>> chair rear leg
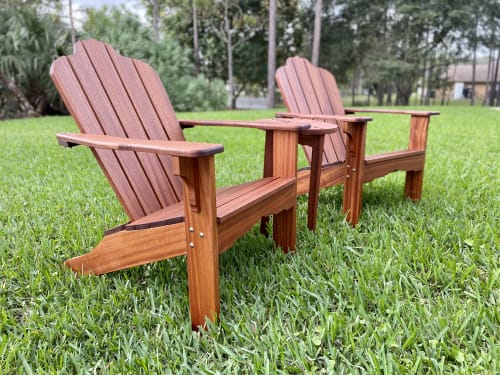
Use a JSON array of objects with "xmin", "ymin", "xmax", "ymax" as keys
[{"xmin": 342, "ymin": 121, "xmax": 367, "ymax": 226}]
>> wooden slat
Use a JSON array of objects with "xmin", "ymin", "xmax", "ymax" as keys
[
  {"xmin": 364, "ymin": 151, "xmax": 425, "ymax": 183},
  {"xmin": 106, "ymin": 42, "xmax": 184, "ymax": 204},
  {"xmin": 51, "ymin": 56, "xmax": 145, "ymax": 219},
  {"xmin": 64, "ymin": 222, "xmax": 186, "ymax": 275},
  {"xmin": 57, "ymin": 133, "xmax": 224, "ymax": 157},
  {"xmin": 79, "ymin": 41, "xmax": 170, "ymax": 215},
  {"xmin": 217, "ymin": 177, "xmax": 294, "ymax": 223},
  {"xmin": 126, "ymin": 177, "xmax": 295, "ymax": 229},
  {"xmin": 318, "ymin": 68, "xmax": 348, "ymax": 162},
  {"xmin": 365, "ymin": 149, "xmax": 425, "ymax": 165},
  {"xmin": 133, "ymin": 59, "xmax": 185, "ymax": 141},
  {"xmin": 276, "ymin": 57, "xmax": 347, "ymax": 166},
  {"xmin": 68, "ymin": 42, "xmax": 159, "ymax": 218},
  {"xmin": 276, "ymin": 59, "xmax": 315, "ymax": 163}
]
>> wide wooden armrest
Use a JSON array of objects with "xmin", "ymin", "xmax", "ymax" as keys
[
  {"xmin": 344, "ymin": 108, "xmax": 440, "ymax": 117},
  {"xmin": 179, "ymin": 118, "xmax": 310, "ymax": 132},
  {"xmin": 276, "ymin": 112, "xmax": 372, "ymax": 124},
  {"xmin": 56, "ymin": 132, "xmax": 224, "ymax": 157}
]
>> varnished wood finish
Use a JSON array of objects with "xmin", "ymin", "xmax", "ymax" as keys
[
  {"xmin": 275, "ymin": 56, "xmax": 439, "ymax": 227},
  {"xmin": 64, "ymin": 223, "xmax": 187, "ymax": 275},
  {"xmin": 57, "ymin": 132, "xmax": 224, "ymax": 157},
  {"xmin": 175, "ymin": 156, "xmax": 219, "ymax": 329},
  {"xmin": 51, "ymin": 40, "xmax": 306, "ymax": 329}
]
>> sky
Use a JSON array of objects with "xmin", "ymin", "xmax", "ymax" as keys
[{"xmin": 69, "ymin": 0, "xmax": 146, "ymax": 25}]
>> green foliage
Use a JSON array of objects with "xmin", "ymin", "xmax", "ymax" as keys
[
  {"xmin": 0, "ymin": 5, "xmax": 70, "ymax": 118},
  {"xmin": 81, "ymin": 6, "xmax": 227, "ymax": 112},
  {"xmin": 0, "ymin": 106, "xmax": 498, "ymax": 372}
]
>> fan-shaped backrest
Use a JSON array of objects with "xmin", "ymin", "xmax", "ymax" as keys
[
  {"xmin": 50, "ymin": 39, "xmax": 184, "ymax": 221},
  {"xmin": 276, "ymin": 56, "xmax": 347, "ymax": 165}
]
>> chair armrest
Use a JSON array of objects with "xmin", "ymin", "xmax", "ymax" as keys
[
  {"xmin": 276, "ymin": 112, "xmax": 372, "ymax": 124},
  {"xmin": 56, "ymin": 132, "xmax": 224, "ymax": 157},
  {"xmin": 344, "ymin": 108, "xmax": 440, "ymax": 117},
  {"xmin": 179, "ymin": 118, "xmax": 310, "ymax": 132}
]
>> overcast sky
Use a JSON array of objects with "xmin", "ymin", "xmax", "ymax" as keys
[{"xmin": 69, "ymin": 0, "xmax": 146, "ymax": 24}]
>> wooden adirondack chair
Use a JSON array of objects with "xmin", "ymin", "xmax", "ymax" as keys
[
  {"xmin": 50, "ymin": 39, "xmax": 310, "ymax": 329},
  {"xmin": 272, "ymin": 56, "xmax": 440, "ymax": 229}
]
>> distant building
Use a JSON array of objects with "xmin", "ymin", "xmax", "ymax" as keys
[{"xmin": 447, "ymin": 63, "xmax": 499, "ymax": 100}]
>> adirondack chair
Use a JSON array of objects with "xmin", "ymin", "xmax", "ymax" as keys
[
  {"xmin": 272, "ymin": 56, "xmax": 440, "ymax": 229},
  {"xmin": 50, "ymin": 39, "xmax": 310, "ymax": 329}
]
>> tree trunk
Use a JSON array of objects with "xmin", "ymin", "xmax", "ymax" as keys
[
  {"xmin": 386, "ymin": 85, "xmax": 392, "ymax": 105},
  {"xmin": 311, "ymin": 0, "xmax": 322, "ymax": 66},
  {"xmin": 0, "ymin": 73, "xmax": 38, "ymax": 117},
  {"xmin": 483, "ymin": 49, "xmax": 493, "ymax": 106},
  {"xmin": 192, "ymin": 0, "xmax": 200, "ymax": 74},
  {"xmin": 146, "ymin": 0, "xmax": 161, "ymax": 41},
  {"xmin": 351, "ymin": 68, "xmax": 357, "ymax": 106},
  {"xmin": 489, "ymin": 49, "xmax": 500, "ymax": 107},
  {"xmin": 223, "ymin": 0, "xmax": 235, "ymax": 109},
  {"xmin": 420, "ymin": 55, "xmax": 427, "ymax": 105},
  {"xmin": 471, "ymin": 47, "xmax": 477, "ymax": 105},
  {"xmin": 266, "ymin": 0, "xmax": 277, "ymax": 108},
  {"xmin": 69, "ymin": 0, "xmax": 76, "ymax": 45},
  {"xmin": 425, "ymin": 62, "xmax": 434, "ymax": 106},
  {"xmin": 376, "ymin": 83, "xmax": 385, "ymax": 106}
]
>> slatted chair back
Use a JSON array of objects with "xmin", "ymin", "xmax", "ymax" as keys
[
  {"xmin": 50, "ymin": 39, "xmax": 184, "ymax": 221},
  {"xmin": 275, "ymin": 56, "xmax": 347, "ymax": 165}
]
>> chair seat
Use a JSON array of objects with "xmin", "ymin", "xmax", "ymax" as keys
[
  {"xmin": 126, "ymin": 177, "xmax": 295, "ymax": 230},
  {"xmin": 365, "ymin": 149, "xmax": 425, "ymax": 165}
]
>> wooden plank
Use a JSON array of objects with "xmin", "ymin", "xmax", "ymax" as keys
[
  {"xmin": 218, "ymin": 183, "xmax": 296, "ymax": 252},
  {"xmin": 342, "ymin": 121, "xmax": 367, "ymax": 226},
  {"xmin": 345, "ymin": 108, "xmax": 440, "ymax": 116},
  {"xmin": 217, "ymin": 178, "xmax": 294, "ymax": 223},
  {"xmin": 127, "ymin": 178, "xmax": 294, "ymax": 229},
  {"xmin": 270, "ymin": 130, "xmax": 298, "ymax": 251},
  {"xmin": 80, "ymin": 40, "xmax": 169, "ymax": 215},
  {"xmin": 51, "ymin": 56, "xmax": 145, "ymax": 220},
  {"xmin": 133, "ymin": 60, "xmax": 185, "ymax": 142},
  {"xmin": 176, "ymin": 156, "xmax": 219, "ymax": 330},
  {"xmin": 57, "ymin": 133, "xmax": 224, "ymax": 157},
  {"xmin": 301, "ymin": 58, "xmax": 338, "ymax": 165},
  {"xmin": 64, "ymin": 222, "xmax": 186, "ymax": 275},
  {"xmin": 365, "ymin": 149, "xmax": 425, "ymax": 164},
  {"xmin": 364, "ymin": 152, "xmax": 425, "ymax": 183},
  {"xmin": 106, "ymin": 42, "xmax": 184, "ymax": 204}
]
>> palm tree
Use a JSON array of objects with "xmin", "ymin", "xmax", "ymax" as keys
[{"xmin": 0, "ymin": 6, "xmax": 69, "ymax": 118}]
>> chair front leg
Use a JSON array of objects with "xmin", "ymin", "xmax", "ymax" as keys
[
  {"xmin": 405, "ymin": 115, "xmax": 431, "ymax": 200},
  {"xmin": 174, "ymin": 155, "xmax": 219, "ymax": 330},
  {"xmin": 271, "ymin": 130, "xmax": 299, "ymax": 252},
  {"xmin": 342, "ymin": 121, "xmax": 367, "ymax": 226}
]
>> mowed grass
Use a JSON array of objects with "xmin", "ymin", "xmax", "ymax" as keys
[{"xmin": 0, "ymin": 106, "xmax": 498, "ymax": 373}]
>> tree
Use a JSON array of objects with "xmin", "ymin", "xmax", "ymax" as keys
[
  {"xmin": 311, "ymin": 0, "xmax": 322, "ymax": 66},
  {"xmin": 0, "ymin": 4, "xmax": 69, "ymax": 118},
  {"xmin": 211, "ymin": 0, "xmax": 262, "ymax": 108},
  {"xmin": 82, "ymin": 6, "xmax": 227, "ymax": 111},
  {"xmin": 142, "ymin": 0, "xmax": 168, "ymax": 40},
  {"xmin": 266, "ymin": 0, "xmax": 277, "ymax": 108}
]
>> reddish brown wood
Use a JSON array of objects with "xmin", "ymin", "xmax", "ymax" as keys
[
  {"xmin": 342, "ymin": 121, "xmax": 367, "ymax": 225},
  {"xmin": 300, "ymin": 134, "xmax": 325, "ymax": 230},
  {"xmin": 51, "ymin": 39, "xmax": 306, "ymax": 329},
  {"xmin": 174, "ymin": 156, "xmax": 219, "ymax": 329},
  {"xmin": 270, "ymin": 130, "xmax": 299, "ymax": 252},
  {"xmin": 275, "ymin": 56, "xmax": 439, "ymax": 227}
]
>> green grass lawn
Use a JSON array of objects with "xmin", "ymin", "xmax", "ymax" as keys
[{"xmin": 0, "ymin": 106, "xmax": 498, "ymax": 373}]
